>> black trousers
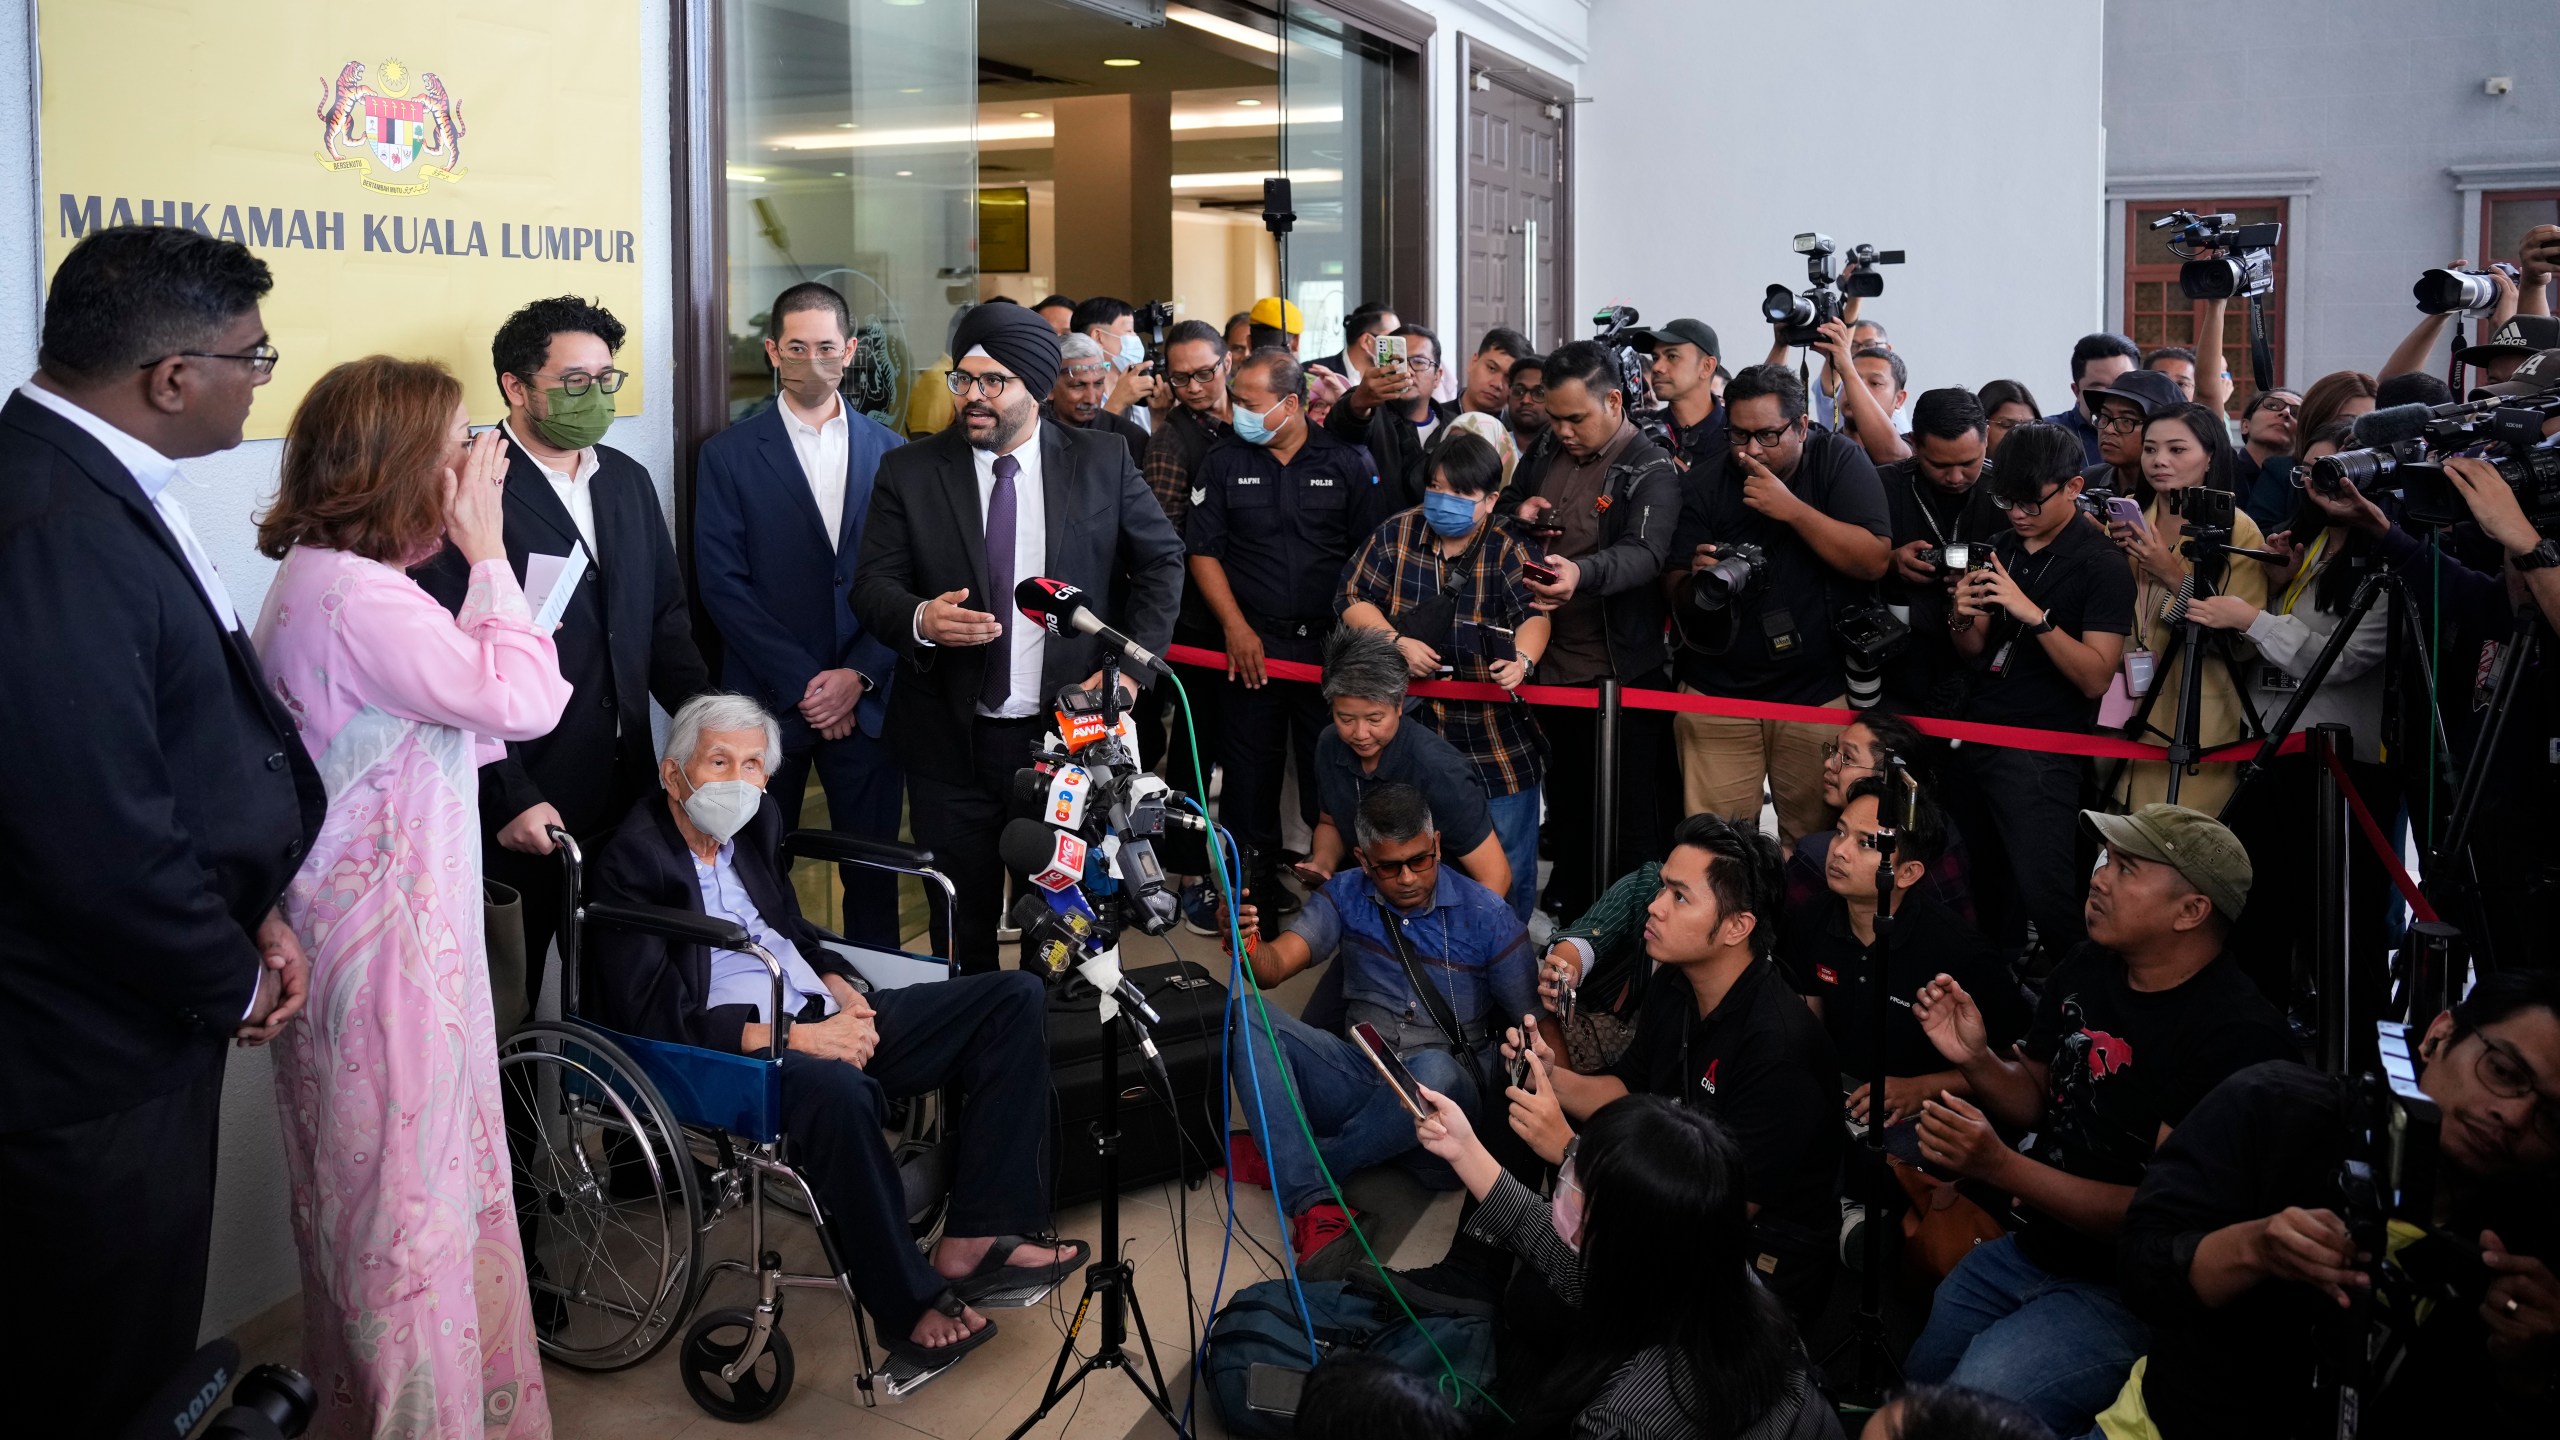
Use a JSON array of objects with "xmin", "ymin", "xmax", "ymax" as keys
[
  {"xmin": 908, "ymin": 715, "xmax": 1048, "ymax": 973},
  {"xmin": 771, "ymin": 728, "xmax": 906, "ymax": 951},
  {"xmin": 0, "ymin": 1056, "xmax": 224, "ymax": 1436},
  {"xmin": 485, "ymin": 739, "xmax": 652, "ymax": 1013},
  {"xmin": 1946, "ymin": 743, "xmax": 2092, "ymax": 963},
  {"xmin": 1218, "ymin": 629, "xmax": 1329, "ymax": 871},
  {"xmin": 1538, "ymin": 685, "xmax": 1677, "ymax": 917},
  {"xmin": 782, "ymin": 971, "xmax": 1052, "ymax": 1335},
  {"xmin": 2221, "ymin": 751, "xmax": 2397, "ymax": 1015}
]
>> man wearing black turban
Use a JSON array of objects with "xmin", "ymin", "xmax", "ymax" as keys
[{"xmin": 853, "ymin": 299, "xmax": 1186, "ymax": 970}]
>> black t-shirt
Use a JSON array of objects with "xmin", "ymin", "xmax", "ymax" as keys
[
  {"xmin": 2124, "ymin": 1060, "xmax": 2559, "ymax": 1440},
  {"xmin": 1958, "ymin": 514, "xmax": 2136, "ymax": 732},
  {"xmin": 1608, "ymin": 958, "xmax": 1843, "ymax": 1255},
  {"xmin": 1784, "ymin": 888, "xmax": 2024, "ymax": 1083},
  {"xmin": 1876, "ymin": 458, "xmax": 2001, "ymax": 608},
  {"xmin": 1312, "ymin": 718, "xmax": 1494, "ymax": 860},
  {"xmin": 1668, "ymin": 429, "xmax": 1891, "ymax": 704},
  {"xmin": 2011, "ymin": 944, "xmax": 2295, "ymax": 1281}
]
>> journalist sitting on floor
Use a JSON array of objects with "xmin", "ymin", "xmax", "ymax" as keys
[
  {"xmin": 587, "ymin": 692, "xmax": 1084, "ymax": 1372},
  {"xmin": 1225, "ymin": 780, "xmax": 1537, "ymax": 1280}
]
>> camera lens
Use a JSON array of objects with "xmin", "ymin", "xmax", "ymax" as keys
[
  {"xmin": 2412, "ymin": 268, "xmax": 2500, "ymax": 317},
  {"xmin": 2178, "ymin": 257, "xmax": 2246, "ymax": 301},
  {"xmin": 1761, "ymin": 284, "xmax": 1815, "ymax": 329},
  {"xmin": 2308, "ymin": 447, "xmax": 2396, "ymax": 498}
]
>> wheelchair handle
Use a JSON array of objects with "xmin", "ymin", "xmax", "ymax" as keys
[
  {"xmin": 550, "ymin": 826, "xmax": 582, "ymax": 1017},
  {"xmin": 783, "ymin": 828, "xmax": 962, "ymax": 976}
]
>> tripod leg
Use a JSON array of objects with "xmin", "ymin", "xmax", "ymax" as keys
[
  {"xmin": 1003, "ymin": 1351, "xmax": 1108, "ymax": 1440},
  {"xmin": 1120, "ymin": 1268, "xmax": 1181, "ymax": 1416}
]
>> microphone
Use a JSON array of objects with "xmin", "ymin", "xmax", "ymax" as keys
[
  {"xmin": 1008, "ymin": 887, "xmax": 1164, "ymax": 1027},
  {"xmin": 1015, "ymin": 577, "xmax": 1174, "ymax": 677},
  {"xmin": 123, "ymin": 1338, "xmax": 243, "ymax": 1440},
  {"xmin": 999, "ymin": 817, "xmax": 1088, "ymax": 893},
  {"xmin": 2349, "ymin": 403, "xmax": 2434, "ymax": 448}
]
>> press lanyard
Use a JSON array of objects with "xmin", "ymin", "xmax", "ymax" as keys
[{"xmin": 2274, "ymin": 530, "xmax": 2331, "ymax": 617}]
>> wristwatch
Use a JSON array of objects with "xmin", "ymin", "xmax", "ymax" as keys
[
  {"xmin": 2514, "ymin": 539, "xmax": 2560, "ymax": 572},
  {"xmin": 2025, "ymin": 610, "xmax": 2058, "ymax": 636}
]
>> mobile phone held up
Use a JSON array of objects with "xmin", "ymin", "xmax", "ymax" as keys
[
  {"xmin": 1522, "ymin": 556, "xmax": 1560, "ymax": 586},
  {"xmin": 2105, "ymin": 496, "xmax": 2146, "ymax": 532},
  {"xmin": 1351, "ymin": 1022, "xmax": 1429, "ymax": 1119},
  {"xmin": 1373, "ymin": 334, "xmax": 1408, "ymax": 373}
]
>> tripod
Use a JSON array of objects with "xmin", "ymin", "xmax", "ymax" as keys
[
  {"xmin": 1817, "ymin": 758, "xmax": 1915, "ymax": 1407},
  {"xmin": 1005, "ymin": 999, "xmax": 1186, "ymax": 1439},
  {"xmin": 2111, "ymin": 521, "xmax": 2282, "ymax": 805}
]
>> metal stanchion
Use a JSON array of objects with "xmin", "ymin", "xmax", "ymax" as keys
[
  {"xmin": 2403, "ymin": 920, "xmax": 2462, "ymax": 1028},
  {"xmin": 1593, "ymin": 679, "xmax": 1623, "ymax": 892},
  {"xmin": 2311, "ymin": 724, "xmax": 2352, "ymax": 1072}
]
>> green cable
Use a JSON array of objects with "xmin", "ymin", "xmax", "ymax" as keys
[{"xmin": 1163, "ymin": 672, "xmax": 1513, "ymax": 1419}]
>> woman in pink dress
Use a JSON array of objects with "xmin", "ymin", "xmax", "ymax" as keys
[{"xmin": 252, "ymin": 355, "xmax": 572, "ymax": 1439}]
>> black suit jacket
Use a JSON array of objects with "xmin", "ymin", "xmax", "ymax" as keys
[
  {"xmin": 850, "ymin": 420, "xmax": 1185, "ymax": 785},
  {"xmin": 0, "ymin": 392, "xmax": 326, "ymax": 1128},
  {"xmin": 587, "ymin": 794, "xmax": 857, "ymax": 1055},
  {"xmin": 414, "ymin": 433, "xmax": 710, "ymax": 835}
]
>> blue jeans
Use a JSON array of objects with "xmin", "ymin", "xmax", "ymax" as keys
[
  {"xmin": 1905, "ymin": 1236, "xmax": 2150, "ymax": 1438},
  {"xmin": 1485, "ymin": 786, "xmax": 1541, "ymax": 922},
  {"xmin": 1228, "ymin": 1004, "xmax": 1476, "ymax": 1217}
]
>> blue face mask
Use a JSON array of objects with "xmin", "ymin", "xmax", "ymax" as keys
[
  {"xmin": 1421, "ymin": 490, "xmax": 1481, "ymax": 537},
  {"xmin": 1117, "ymin": 331, "xmax": 1145, "ymax": 370},
  {"xmin": 1232, "ymin": 396, "xmax": 1292, "ymax": 446}
]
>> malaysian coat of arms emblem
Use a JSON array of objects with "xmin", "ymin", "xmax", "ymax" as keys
[{"xmin": 316, "ymin": 58, "xmax": 467, "ymax": 196}]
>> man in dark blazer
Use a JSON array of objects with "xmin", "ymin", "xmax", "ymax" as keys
[
  {"xmin": 0, "ymin": 227, "xmax": 326, "ymax": 1435},
  {"xmin": 416, "ymin": 294, "xmax": 710, "ymax": 1007},
  {"xmin": 852, "ymin": 301, "xmax": 1185, "ymax": 971},
  {"xmin": 696, "ymin": 283, "xmax": 905, "ymax": 949}
]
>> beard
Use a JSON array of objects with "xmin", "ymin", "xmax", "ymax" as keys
[{"xmin": 967, "ymin": 388, "xmax": 1037, "ymax": 452}]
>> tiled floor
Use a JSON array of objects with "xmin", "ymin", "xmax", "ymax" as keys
[{"xmin": 227, "ymin": 924, "xmax": 1466, "ymax": 1440}]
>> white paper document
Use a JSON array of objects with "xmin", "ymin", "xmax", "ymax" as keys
[{"xmin": 522, "ymin": 543, "xmax": 588, "ymax": 636}]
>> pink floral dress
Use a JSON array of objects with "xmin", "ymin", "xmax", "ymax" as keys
[{"xmin": 254, "ymin": 547, "xmax": 572, "ymax": 1440}]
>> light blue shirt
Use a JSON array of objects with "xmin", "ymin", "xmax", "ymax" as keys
[{"xmin": 690, "ymin": 842, "xmax": 837, "ymax": 1021}]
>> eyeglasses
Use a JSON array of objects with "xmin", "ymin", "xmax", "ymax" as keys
[
  {"xmin": 1166, "ymin": 363, "xmax": 1226, "ymax": 389},
  {"xmin": 2250, "ymin": 397, "xmax": 2299, "ymax": 418},
  {"xmin": 1391, "ymin": 357, "xmax": 1440, "ymax": 374},
  {"xmin": 1730, "ymin": 420, "xmax": 1800, "ymax": 450},
  {"xmin": 526, "ymin": 367, "xmax": 629, "ymax": 396},
  {"xmin": 1820, "ymin": 740, "xmax": 1875, "ymax": 770},
  {"xmin": 1992, "ymin": 486, "xmax": 2065, "ymax": 517},
  {"xmin": 1510, "ymin": 383, "xmax": 1548, "ymax": 401},
  {"xmin": 945, "ymin": 369, "xmax": 1021, "ymax": 398},
  {"xmin": 775, "ymin": 342, "xmax": 847, "ymax": 363},
  {"xmin": 141, "ymin": 342, "xmax": 281, "ymax": 377},
  {"xmin": 2471, "ymin": 1034, "xmax": 2560, "ymax": 1146},
  {"xmin": 2094, "ymin": 413, "xmax": 2146, "ymax": 435},
  {"xmin": 1365, "ymin": 847, "xmax": 1440, "ymax": 878}
]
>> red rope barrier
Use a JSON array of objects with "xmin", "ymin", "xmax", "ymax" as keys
[
  {"xmin": 2318, "ymin": 745, "xmax": 2439, "ymax": 923},
  {"xmin": 1162, "ymin": 643, "xmax": 2305, "ymax": 765}
]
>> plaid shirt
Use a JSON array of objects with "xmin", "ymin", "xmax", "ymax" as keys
[
  {"xmin": 1337, "ymin": 511, "xmax": 1547, "ymax": 795},
  {"xmin": 1141, "ymin": 410, "xmax": 1223, "ymax": 530}
]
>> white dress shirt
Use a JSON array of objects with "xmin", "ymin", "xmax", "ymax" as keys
[
  {"xmin": 19, "ymin": 382, "xmax": 242, "ymax": 632},
  {"xmin": 914, "ymin": 419, "xmax": 1050, "ymax": 719},
  {"xmin": 692, "ymin": 841, "xmax": 839, "ymax": 1023},
  {"xmin": 779, "ymin": 391, "xmax": 850, "ymax": 549},
  {"xmin": 504, "ymin": 418, "xmax": 601, "ymax": 556}
]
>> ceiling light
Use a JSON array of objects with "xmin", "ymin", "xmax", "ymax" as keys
[
  {"xmin": 1168, "ymin": 4, "xmax": 1281, "ymax": 55},
  {"xmin": 1102, "ymin": 58, "xmax": 1141, "ymax": 67},
  {"xmin": 900, "ymin": 87, "xmax": 923, "ymax": 94},
  {"xmin": 836, "ymin": 121, "xmax": 856, "ymax": 129},
  {"xmin": 1170, "ymin": 167, "xmax": 1340, "ymax": 191},
  {"xmin": 1236, "ymin": 98, "xmax": 1262, "ymax": 106},
  {"xmin": 1020, "ymin": 110, "xmax": 1043, "ymax": 118},
  {"xmin": 771, "ymin": 105, "xmax": 1333, "ymax": 154},
  {"xmin": 831, "ymin": 171, "xmax": 847, "ymax": 177},
  {"xmin": 882, "ymin": 0, "xmax": 929, "ymax": 7},
  {"xmin": 895, "ymin": 169, "xmax": 914, "ymax": 177},
  {"xmin": 726, "ymin": 168, "xmax": 767, "ymax": 183}
]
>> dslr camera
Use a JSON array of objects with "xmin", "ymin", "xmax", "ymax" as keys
[
  {"xmin": 1915, "ymin": 539, "xmax": 1994, "ymax": 579},
  {"xmin": 1762, "ymin": 232, "xmax": 1903, "ymax": 348},
  {"xmin": 2412, "ymin": 262, "xmax": 2520, "ymax": 317},
  {"xmin": 2149, "ymin": 209, "xmax": 2282, "ymax": 301},
  {"xmin": 2308, "ymin": 392, "xmax": 2560, "ymax": 530},
  {"xmin": 1689, "ymin": 542, "xmax": 1770, "ymax": 612},
  {"xmin": 1134, "ymin": 299, "xmax": 1177, "ymax": 369},
  {"xmin": 1591, "ymin": 303, "xmax": 1674, "ymax": 448}
]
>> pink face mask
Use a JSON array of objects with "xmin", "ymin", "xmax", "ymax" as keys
[{"xmin": 1551, "ymin": 1158, "xmax": 1585, "ymax": 1252}]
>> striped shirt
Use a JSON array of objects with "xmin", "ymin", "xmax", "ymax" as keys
[{"xmin": 1337, "ymin": 510, "xmax": 1547, "ymax": 795}]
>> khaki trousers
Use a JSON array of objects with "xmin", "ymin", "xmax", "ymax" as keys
[{"xmin": 1672, "ymin": 688, "xmax": 1845, "ymax": 850}]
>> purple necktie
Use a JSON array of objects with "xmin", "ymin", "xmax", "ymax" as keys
[{"xmin": 980, "ymin": 453, "xmax": 1021, "ymax": 712}]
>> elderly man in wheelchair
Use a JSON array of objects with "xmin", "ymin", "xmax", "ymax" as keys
[{"xmin": 584, "ymin": 692, "xmax": 1086, "ymax": 1378}]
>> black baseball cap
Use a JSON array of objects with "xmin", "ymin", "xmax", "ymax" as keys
[
  {"xmin": 2084, "ymin": 368, "xmax": 2188, "ymax": 419},
  {"xmin": 1629, "ymin": 318, "xmax": 1720, "ymax": 357},
  {"xmin": 2477, "ymin": 347, "xmax": 2560, "ymax": 398},
  {"xmin": 2455, "ymin": 314, "xmax": 2560, "ymax": 368}
]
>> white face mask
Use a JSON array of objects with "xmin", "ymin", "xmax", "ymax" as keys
[{"xmin": 678, "ymin": 773, "xmax": 763, "ymax": 843}]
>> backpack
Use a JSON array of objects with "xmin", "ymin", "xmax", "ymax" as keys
[{"xmin": 1203, "ymin": 1277, "xmax": 1497, "ymax": 1437}]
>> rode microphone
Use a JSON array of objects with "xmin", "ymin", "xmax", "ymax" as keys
[
  {"xmin": 2349, "ymin": 402, "xmax": 2436, "ymax": 448},
  {"xmin": 999, "ymin": 817, "xmax": 1088, "ymax": 893},
  {"xmin": 1014, "ymin": 577, "xmax": 1174, "ymax": 677},
  {"xmin": 123, "ymin": 1339, "xmax": 242, "ymax": 1440}
]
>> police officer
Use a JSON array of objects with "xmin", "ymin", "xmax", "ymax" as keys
[{"xmin": 1188, "ymin": 348, "xmax": 1381, "ymax": 914}]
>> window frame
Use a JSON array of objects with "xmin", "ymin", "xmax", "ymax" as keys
[{"xmin": 2122, "ymin": 196, "xmax": 2290, "ymax": 417}]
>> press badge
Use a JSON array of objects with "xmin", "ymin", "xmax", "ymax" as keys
[
  {"xmin": 2258, "ymin": 665, "xmax": 2300, "ymax": 693},
  {"xmin": 2122, "ymin": 648, "xmax": 2157, "ymax": 698}
]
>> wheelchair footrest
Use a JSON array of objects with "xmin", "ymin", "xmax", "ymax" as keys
[
  {"xmin": 878, "ymin": 1354, "xmax": 959, "ymax": 1399},
  {"xmin": 964, "ymin": 1277, "xmax": 1065, "ymax": 1311}
]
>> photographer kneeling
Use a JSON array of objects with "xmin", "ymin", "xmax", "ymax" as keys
[{"xmin": 2108, "ymin": 972, "xmax": 2560, "ymax": 1439}]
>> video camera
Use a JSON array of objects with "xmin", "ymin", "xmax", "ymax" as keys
[
  {"xmin": 1134, "ymin": 299, "xmax": 1176, "ymax": 371},
  {"xmin": 1762, "ymin": 232, "xmax": 1903, "ymax": 348},
  {"xmin": 2413, "ymin": 262, "xmax": 2520, "ymax": 318},
  {"xmin": 2307, "ymin": 392, "xmax": 2560, "ymax": 530},
  {"xmin": 1590, "ymin": 303, "xmax": 1674, "ymax": 449},
  {"xmin": 2150, "ymin": 209, "xmax": 2282, "ymax": 301}
]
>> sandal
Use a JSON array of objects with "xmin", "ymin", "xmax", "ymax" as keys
[
  {"xmin": 886, "ymin": 1289, "xmax": 998, "ymax": 1370},
  {"xmin": 949, "ymin": 1234, "xmax": 1092, "ymax": 1306}
]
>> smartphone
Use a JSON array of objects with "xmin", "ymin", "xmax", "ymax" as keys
[
  {"xmin": 1244, "ymin": 1362, "xmax": 1309, "ymax": 1417},
  {"xmin": 1883, "ymin": 1116, "xmax": 1961, "ymax": 1183},
  {"xmin": 1522, "ymin": 557, "xmax": 1560, "ymax": 586},
  {"xmin": 1351, "ymin": 1022, "xmax": 1428, "ymax": 1118},
  {"xmin": 2105, "ymin": 496, "xmax": 2146, "ymax": 531},
  {"xmin": 1506, "ymin": 1035, "xmax": 1533, "ymax": 1093},
  {"xmin": 1373, "ymin": 334, "xmax": 1408, "ymax": 371},
  {"xmin": 1288, "ymin": 860, "xmax": 1330, "ymax": 889}
]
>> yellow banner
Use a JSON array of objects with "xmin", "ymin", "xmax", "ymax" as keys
[{"xmin": 38, "ymin": 2, "xmax": 646, "ymax": 439}]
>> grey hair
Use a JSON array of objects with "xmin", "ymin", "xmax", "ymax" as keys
[
  {"xmin": 1058, "ymin": 332, "xmax": 1108, "ymax": 367},
  {"xmin": 664, "ymin": 692, "xmax": 782, "ymax": 768},
  {"xmin": 1322, "ymin": 625, "xmax": 1409, "ymax": 707}
]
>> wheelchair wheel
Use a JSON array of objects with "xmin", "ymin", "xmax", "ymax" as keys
[
  {"xmin": 680, "ymin": 1307, "xmax": 795, "ymax": 1422},
  {"xmin": 500, "ymin": 1021, "xmax": 701, "ymax": 1371}
]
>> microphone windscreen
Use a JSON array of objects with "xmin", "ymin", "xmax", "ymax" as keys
[
  {"xmin": 120, "ymin": 1338, "xmax": 243, "ymax": 1440},
  {"xmin": 2350, "ymin": 403, "xmax": 2433, "ymax": 448},
  {"xmin": 1015, "ymin": 576, "xmax": 1083, "ymax": 623},
  {"xmin": 999, "ymin": 817, "xmax": 1087, "ymax": 891}
]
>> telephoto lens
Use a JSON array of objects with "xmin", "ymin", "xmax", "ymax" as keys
[{"xmin": 2411, "ymin": 267, "xmax": 2502, "ymax": 317}]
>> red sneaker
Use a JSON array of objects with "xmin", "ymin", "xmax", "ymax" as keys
[
  {"xmin": 1220, "ymin": 1132, "xmax": 1272, "ymax": 1190},
  {"xmin": 1289, "ymin": 1202, "xmax": 1361, "ymax": 1280}
]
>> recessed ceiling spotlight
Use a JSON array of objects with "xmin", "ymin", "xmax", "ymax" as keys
[
  {"xmin": 895, "ymin": 169, "xmax": 914, "ymax": 177},
  {"xmin": 1020, "ymin": 110, "xmax": 1043, "ymax": 118},
  {"xmin": 1103, "ymin": 58, "xmax": 1141, "ymax": 67},
  {"xmin": 1236, "ymin": 98, "xmax": 1262, "ymax": 106}
]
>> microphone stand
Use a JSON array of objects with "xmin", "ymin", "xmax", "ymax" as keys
[{"xmin": 1819, "ymin": 756, "xmax": 1913, "ymax": 1407}]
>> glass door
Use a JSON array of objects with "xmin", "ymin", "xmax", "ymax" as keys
[{"xmin": 1278, "ymin": 4, "xmax": 1414, "ymax": 351}]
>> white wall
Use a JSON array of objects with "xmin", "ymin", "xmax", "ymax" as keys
[
  {"xmin": 0, "ymin": 0, "xmax": 677, "ymax": 1339},
  {"xmin": 1576, "ymin": 0, "xmax": 2107, "ymax": 408}
]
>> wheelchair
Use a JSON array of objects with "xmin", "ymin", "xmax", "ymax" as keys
[{"xmin": 496, "ymin": 824, "xmax": 981, "ymax": 1421}]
